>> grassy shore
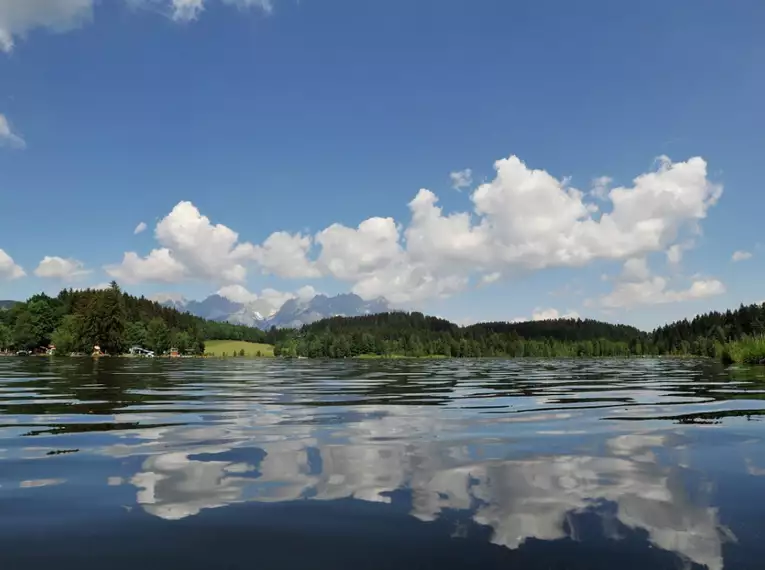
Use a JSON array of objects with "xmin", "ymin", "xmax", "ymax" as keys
[
  {"xmin": 205, "ymin": 340, "xmax": 274, "ymax": 358},
  {"xmin": 722, "ymin": 337, "xmax": 765, "ymax": 365}
]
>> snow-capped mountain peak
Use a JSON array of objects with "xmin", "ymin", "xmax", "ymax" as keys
[{"xmin": 158, "ymin": 292, "xmax": 390, "ymax": 329}]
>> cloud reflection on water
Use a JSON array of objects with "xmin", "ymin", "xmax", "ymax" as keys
[{"xmin": 115, "ymin": 404, "xmax": 731, "ymax": 570}]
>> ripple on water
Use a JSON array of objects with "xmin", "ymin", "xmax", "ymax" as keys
[{"xmin": 2, "ymin": 357, "xmax": 765, "ymax": 570}]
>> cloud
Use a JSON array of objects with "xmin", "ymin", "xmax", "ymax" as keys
[
  {"xmin": 170, "ymin": 0, "xmax": 204, "ymax": 20},
  {"xmin": 295, "ymin": 285, "xmax": 318, "ymax": 302},
  {"xmin": 217, "ymin": 284, "xmax": 318, "ymax": 309},
  {"xmin": 621, "ymin": 258, "xmax": 651, "ymax": 281},
  {"xmin": 34, "ymin": 256, "xmax": 91, "ymax": 281},
  {"xmin": 450, "ymin": 169, "xmax": 473, "ymax": 191},
  {"xmin": 509, "ymin": 308, "xmax": 580, "ymax": 323},
  {"xmin": 0, "ymin": 248, "xmax": 25, "ymax": 280},
  {"xmin": 590, "ymin": 175, "xmax": 612, "ymax": 200},
  {"xmin": 480, "ymin": 272, "xmax": 501, "ymax": 285},
  {"xmin": 314, "ymin": 154, "xmax": 721, "ymax": 303},
  {"xmin": 150, "ymin": 292, "xmax": 187, "ymax": 304},
  {"xmin": 106, "ymin": 249, "xmax": 187, "ymax": 284},
  {"xmin": 217, "ymin": 284, "xmax": 259, "ymax": 304},
  {"xmin": 134, "ymin": 222, "xmax": 148, "ymax": 235},
  {"xmin": 0, "ymin": 0, "xmax": 94, "ymax": 52},
  {"xmin": 316, "ymin": 217, "xmax": 402, "ymax": 282},
  {"xmin": 666, "ymin": 244, "xmax": 683, "ymax": 265},
  {"xmin": 169, "ymin": 0, "xmax": 274, "ymax": 22},
  {"xmin": 249, "ymin": 231, "xmax": 320, "ymax": 279},
  {"xmin": 107, "ymin": 201, "xmax": 254, "ymax": 284},
  {"xmin": 732, "ymin": 250, "xmax": 752, "ymax": 262},
  {"xmin": 74, "ymin": 282, "xmax": 112, "ymax": 291},
  {"xmin": 600, "ymin": 259, "xmax": 725, "ymax": 309},
  {"xmin": 0, "ymin": 113, "xmax": 25, "ymax": 148},
  {"xmin": 0, "ymin": 1, "xmax": 276, "ymax": 51},
  {"xmin": 106, "ymin": 154, "xmax": 723, "ymax": 305},
  {"xmin": 531, "ymin": 308, "xmax": 580, "ymax": 321}
]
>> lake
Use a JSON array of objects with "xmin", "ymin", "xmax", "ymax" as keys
[{"xmin": 2, "ymin": 358, "xmax": 765, "ymax": 569}]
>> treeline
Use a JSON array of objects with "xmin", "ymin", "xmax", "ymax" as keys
[
  {"xmin": 272, "ymin": 303, "xmax": 765, "ymax": 361},
  {"xmin": 273, "ymin": 312, "xmax": 649, "ymax": 358},
  {"xmin": 4, "ymin": 286, "xmax": 765, "ymax": 362},
  {"xmin": 0, "ymin": 283, "xmax": 266, "ymax": 355},
  {"xmin": 652, "ymin": 302, "xmax": 765, "ymax": 360}
]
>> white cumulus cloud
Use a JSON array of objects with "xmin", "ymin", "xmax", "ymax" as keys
[
  {"xmin": 600, "ymin": 259, "xmax": 725, "ymax": 309},
  {"xmin": 34, "ymin": 256, "xmax": 91, "ymax": 281},
  {"xmin": 450, "ymin": 168, "xmax": 473, "ymax": 191},
  {"xmin": 134, "ymin": 222, "xmax": 148, "ymax": 235},
  {"xmin": 249, "ymin": 231, "xmax": 320, "ymax": 279},
  {"xmin": 105, "ymin": 153, "xmax": 723, "ymax": 306},
  {"xmin": 0, "ymin": 113, "xmax": 25, "ymax": 148},
  {"xmin": 510, "ymin": 308, "xmax": 581, "ymax": 323},
  {"xmin": 295, "ymin": 285, "xmax": 318, "ymax": 302},
  {"xmin": 107, "ymin": 201, "xmax": 256, "ymax": 284},
  {"xmin": 0, "ymin": 248, "xmax": 25, "ymax": 280},
  {"xmin": 531, "ymin": 308, "xmax": 580, "ymax": 321},
  {"xmin": 666, "ymin": 244, "xmax": 683, "ymax": 265},
  {"xmin": 217, "ymin": 284, "xmax": 318, "ymax": 309},
  {"xmin": 106, "ymin": 248, "xmax": 187, "ymax": 284},
  {"xmin": 312, "ymin": 154, "xmax": 721, "ymax": 303},
  {"xmin": 217, "ymin": 284, "xmax": 259, "ymax": 304},
  {"xmin": 732, "ymin": 250, "xmax": 752, "ymax": 262},
  {"xmin": 621, "ymin": 258, "xmax": 651, "ymax": 281},
  {"xmin": 0, "ymin": 0, "xmax": 94, "ymax": 52}
]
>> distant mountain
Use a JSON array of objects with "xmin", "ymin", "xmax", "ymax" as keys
[
  {"xmin": 0, "ymin": 300, "xmax": 18, "ymax": 310},
  {"xmin": 225, "ymin": 298, "xmax": 279, "ymax": 328},
  {"xmin": 158, "ymin": 293, "xmax": 391, "ymax": 329},
  {"xmin": 268, "ymin": 293, "xmax": 390, "ymax": 329},
  {"xmin": 184, "ymin": 295, "xmax": 243, "ymax": 322}
]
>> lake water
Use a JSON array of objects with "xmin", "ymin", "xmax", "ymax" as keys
[{"xmin": 2, "ymin": 358, "xmax": 765, "ymax": 569}]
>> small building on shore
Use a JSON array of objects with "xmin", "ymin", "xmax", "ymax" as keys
[{"xmin": 128, "ymin": 346, "xmax": 155, "ymax": 357}]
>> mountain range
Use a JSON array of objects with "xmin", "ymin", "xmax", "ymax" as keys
[{"xmin": 156, "ymin": 293, "xmax": 391, "ymax": 329}]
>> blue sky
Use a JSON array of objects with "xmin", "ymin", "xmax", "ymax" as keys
[{"xmin": 0, "ymin": 0, "xmax": 763, "ymax": 330}]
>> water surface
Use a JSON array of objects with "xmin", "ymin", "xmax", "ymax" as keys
[{"xmin": 2, "ymin": 357, "xmax": 765, "ymax": 569}]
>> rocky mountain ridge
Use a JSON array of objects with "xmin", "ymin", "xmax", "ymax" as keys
[{"xmin": 157, "ymin": 293, "xmax": 391, "ymax": 329}]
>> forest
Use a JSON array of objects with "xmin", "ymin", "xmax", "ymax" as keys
[
  {"xmin": 2, "ymin": 284, "xmax": 765, "ymax": 363},
  {"xmin": 0, "ymin": 283, "xmax": 267, "ymax": 355},
  {"xmin": 271, "ymin": 303, "xmax": 765, "ymax": 362}
]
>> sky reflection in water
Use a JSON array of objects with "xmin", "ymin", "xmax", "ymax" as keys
[{"xmin": 2, "ymin": 358, "xmax": 765, "ymax": 569}]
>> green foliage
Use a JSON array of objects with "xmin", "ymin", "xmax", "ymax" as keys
[
  {"xmin": 273, "ymin": 312, "xmax": 642, "ymax": 359},
  {"xmin": 0, "ymin": 323, "xmax": 12, "ymax": 351},
  {"xmin": 125, "ymin": 321, "xmax": 147, "ymax": 348},
  {"xmin": 173, "ymin": 331, "xmax": 191, "ymax": 354},
  {"xmin": 652, "ymin": 302, "xmax": 765, "ymax": 363},
  {"xmin": 12, "ymin": 309, "xmax": 40, "ymax": 351},
  {"xmin": 1, "ymin": 285, "xmax": 262, "ymax": 356},
  {"xmin": 79, "ymin": 282, "xmax": 127, "ymax": 354},
  {"xmin": 51, "ymin": 315, "xmax": 84, "ymax": 354},
  {"xmin": 5, "ymin": 288, "xmax": 765, "ymax": 363},
  {"xmin": 146, "ymin": 318, "xmax": 171, "ymax": 355},
  {"xmin": 720, "ymin": 337, "xmax": 765, "ymax": 365}
]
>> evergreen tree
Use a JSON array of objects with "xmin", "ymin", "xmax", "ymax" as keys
[
  {"xmin": 0, "ymin": 323, "xmax": 11, "ymax": 351},
  {"xmin": 146, "ymin": 318, "xmax": 171, "ymax": 355},
  {"xmin": 125, "ymin": 321, "xmax": 148, "ymax": 348},
  {"xmin": 51, "ymin": 315, "xmax": 84, "ymax": 354}
]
